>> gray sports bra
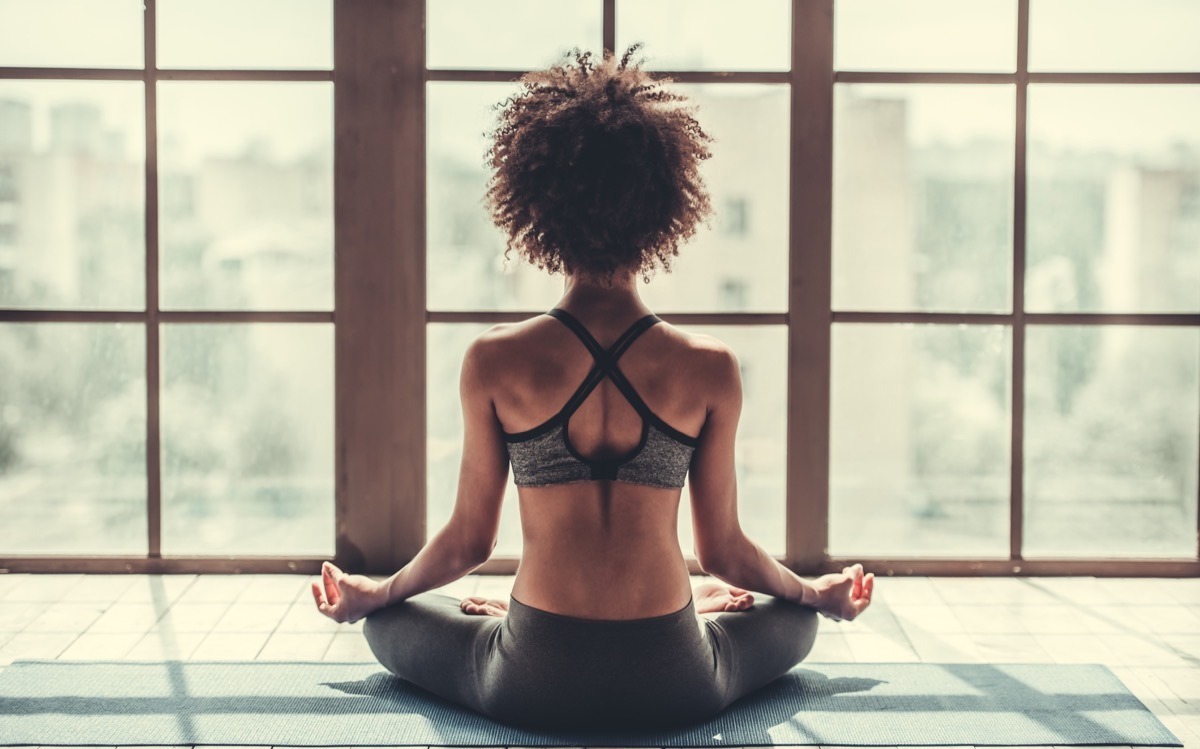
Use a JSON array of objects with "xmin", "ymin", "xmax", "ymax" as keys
[{"xmin": 501, "ymin": 308, "xmax": 699, "ymax": 489}]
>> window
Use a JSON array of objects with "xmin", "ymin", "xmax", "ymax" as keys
[
  {"xmin": 1, "ymin": 1, "xmax": 1196, "ymax": 575},
  {"xmin": 0, "ymin": 0, "xmax": 334, "ymax": 568}
]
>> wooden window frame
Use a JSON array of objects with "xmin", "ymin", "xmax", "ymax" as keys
[{"xmin": 1, "ymin": 0, "xmax": 1197, "ymax": 576}]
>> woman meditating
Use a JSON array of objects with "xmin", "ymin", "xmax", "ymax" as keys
[{"xmin": 312, "ymin": 45, "xmax": 874, "ymax": 731}]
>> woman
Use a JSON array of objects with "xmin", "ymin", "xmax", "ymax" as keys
[{"xmin": 312, "ymin": 45, "xmax": 874, "ymax": 731}]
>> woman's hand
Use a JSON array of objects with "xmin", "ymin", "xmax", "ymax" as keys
[
  {"xmin": 808, "ymin": 564, "xmax": 874, "ymax": 622},
  {"xmin": 311, "ymin": 561, "xmax": 387, "ymax": 624}
]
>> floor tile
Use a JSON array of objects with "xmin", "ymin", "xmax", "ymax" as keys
[
  {"xmin": 968, "ymin": 634, "xmax": 1054, "ymax": 664},
  {"xmin": 256, "ymin": 632, "xmax": 337, "ymax": 661},
  {"xmin": 152, "ymin": 602, "xmax": 232, "ymax": 633},
  {"xmin": 65, "ymin": 574, "xmax": 140, "ymax": 602},
  {"xmin": 1, "ymin": 574, "xmax": 85, "ymax": 602},
  {"xmin": 275, "ymin": 601, "xmax": 343, "ymax": 633},
  {"xmin": 211, "ymin": 602, "xmax": 292, "ymax": 633},
  {"xmin": 235, "ymin": 574, "xmax": 311, "ymax": 604},
  {"xmin": 1032, "ymin": 633, "xmax": 1115, "ymax": 664},
  {"xmin": 324, "ymin": 631, "xmax": 378, "ymax": 662},
  {"xmin": 123, "ymin": 631, "xmax": 208, "ymax": 661},
  {"xmin": 870, "ymin": 576, "xmax": 942, "ymax": 605},
  {"xmin": 1094, "ymin": 634, "xmax": 1192, "ymax": 667},
  {"xmin": 890, "ymin": 604, "xmax": 967, "ymax": 634},
  {"xmin": 906, "ymin": 631, "xmax": 983, "ymax": 663},
  {"xmin": 189, "ymin": 632, "xmax": 270, "ymax": 661},
  {"xmin": 952, "ymin": 605, "xmax": 1031, "ymax": 635},
  {"xmin": 86, "ymin": 603, "xmax": 166, "ymax": 634},
  {"xmin": 116, "ymin": 574, "xmax": 197, "ymax": 607},
  {"xmin": 22, "ymin": 601, "xmax": 108, "ymax": 633},
  {"xmin": 843, "ymin": 632, "xmax": 920, "ymax": 662},
  {"xmin": 58, "ymin": 632, "xmax": 142, "ymax": 660},
  {"xmin": 1022, "ymin": 577, "xmax": 1119, "ymax": 606},
  {"xmin": 175, "ymin": 574, "xmax": 253, "ymax": 604},
  {"xmin": 806, "ymin": 632, "xmax": 854, "ymax": 662},
  {"xmin": 0, "ymin": 631, "xmax": 78, "ymax": 664},
  {"xmin": 1010, "ymin": 605, "xmax": 1095, "ymax": 634},
  {"xmin": 0, "ymin": 600, "xmax": 48, "ymax": 632},
  {"xmin": 927, "ymin": 577, "xmax": 996, "ymax": 605}
]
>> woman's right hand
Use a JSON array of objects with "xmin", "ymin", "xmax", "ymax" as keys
[{"xmin": 808, "ymin": 564, "xmax": 874, "ymax": 621}]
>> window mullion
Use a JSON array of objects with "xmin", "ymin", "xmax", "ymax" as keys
[{"xmin": 787, "ymin": 0, "xmax": 834, "ymax": 573}]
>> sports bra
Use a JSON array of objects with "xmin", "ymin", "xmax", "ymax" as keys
[{"xmin": 501, "ymin": 308, "xmax": 700, "ymax": 489}]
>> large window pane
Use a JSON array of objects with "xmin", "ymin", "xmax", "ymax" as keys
[
  {"xmin": 830, "ymin": 324, "xmax": 1011, "ymax": 557},
  {"xmin": 616, "ymin": 0, "xmax": 790, "ymax": 72},
  {"xmin": 1030, "ymin": 0, "xmax": 1200, "ymax": 72},
  {"xmin": 158, "ymin": 82, "xmax": 333, "ymax": 311},
  {"xmin": 0, "ymin": 323, "xmax": 146, "ymax": 554},
  {"xmin": 427, "ymin": 82, "xmax": 789, "ymax": 313},
  {"xmin": 427, "ymin": 323, "xmax": 786, "ymax": 557},
  {"xmin": 161, "ymin": 324, "xmax": 333, "ymax": 555},
  {"xmin": 157, "ymin": 0, "xmax": 332, "ymax": 70},
  {"xmin": 427, "ymin": 0, "xmax": 599, "ymax": 71},
  {"xmin": 0, "ymin": 81, "xmax": 144, "ymax": 310},
  {"xmin": 679, "ymin": 325, "xmax": 786, "ymax": 556},
  {"xmin": 833, "ymin": 85, "xmax": 1015, "ymax": 313},
  {"xmin": 426, "ymin": 83, "xmax": 562, "ymax": 313},
  {"xmin": 835, "ymin": 0, "xmax": 1016, "ymax": 73},
  {"xmin": 0, "ymin": 0, "xmax": 142, "ymax": 69},
  {"xmin": 1024, "ymin": 326, "xmax": 1199, "ymax": 558},
  {"xmin": 641, "ymin": 85, "xmax": 789, "ymax": 313},
  {"xmin": 1027, "ymin": 86, "xmax": 1200, "ymax": 313}
]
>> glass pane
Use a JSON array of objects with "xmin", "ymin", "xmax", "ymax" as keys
[
  {"xmin": 830, "ymin": 324, "xmax": 1011, "ymax": 557},
  {"xmin": 161, "ymin": 324, "xmax": 334, "ymax": 555},
  {"xmin": 0, "ymin": 81, "xmax": 145, "ymax": 310},
  {"xmin": 616, "ymin": 0, "xmax": 790, "ymax": 72},
  {"xmin": 833, "ymin": 85, "xmax": 1015, "ymax": 313},
  {"xmin": 157, "ymin": 0, "xmax": 332, "ymax": 70},
  {"xmin": 427, "ymin": 323, "xmax": 522, "ymax": 556},
  {"xmin": 679, "ymin": 325, "xmax": 787, "ymax": 556},
  {"xmin": 427, "ymin": 0, "xmax": 600, "ymax": 70},
  {"xmin": 427, "ymin": 82, "xmax": 562, "ymax": 313},
  {"xmin": 1025, "ymin": 326, "xmax": 1199, "ymax": 558},
  {"xmin": 1030, "ymin": 0, "xmax": 1200, "ymax": 72},
  {"xmin": 427, "ymin": 323, "xmax": 786, "ymax": 557},
  {"xmin": 0, "ymin": 0, "xmax": 142, "ymax": 68},
  {"xmin": 158, "ymin": 82, "xmax": 333, "ymax": 311},
  {"xmin": 641, "ymin": 85, "xmax": 789, "ymax": 313},
  {"xmin": 836, "ymin": 0, "xmax": 1016, "ymax": 73},
  {"xmin": 0, "ymin": 323, "xmax": 146, "ymax": 554},
  {"xmin": 427, "ymin": 82, "xmax": 788, "ymax": 313},
  {"xmin": 1027, "ymin": 86, "xmax": 1200, "ymax": 313}
]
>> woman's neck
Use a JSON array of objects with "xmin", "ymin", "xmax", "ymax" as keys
[{"xmin": 558, "ymin": 272, "xmax": 651, "ymax": 319}]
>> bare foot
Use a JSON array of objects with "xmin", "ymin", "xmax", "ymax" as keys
[
  {"xmin": 460, "ymin": 596, "xmax": 509, "ymax": 617},
  {"xmin": 694, "ymin": 581, "xmax": 754, "ymax": 614}
]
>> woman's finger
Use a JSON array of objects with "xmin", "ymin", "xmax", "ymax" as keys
[
  {"xmin": 311, "ymin": 580, "xmax": 325, "ymax": 607},
  {"xmin": 322, "ymin": 564, "xmax": 341, "ymax": 605}
]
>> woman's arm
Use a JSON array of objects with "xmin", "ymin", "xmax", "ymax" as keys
[
  {"xmin": 687, "ymin": 341, "xmax": 873, "ymax": 621},
  {"xmin": 313, "ymin": 332, "xmax": 511, "ymax": 623}
]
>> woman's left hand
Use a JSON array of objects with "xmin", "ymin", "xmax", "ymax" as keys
[{"xmin": 311, "ymin": 561, "xmax": 387, "ymax": 624}]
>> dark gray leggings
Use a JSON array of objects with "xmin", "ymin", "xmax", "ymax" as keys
[{"xmin": 362, "ymin": 591, "xmax": 819, "ymax": 731}]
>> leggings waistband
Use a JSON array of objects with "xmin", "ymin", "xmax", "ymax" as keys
[{"xmin": 505, "ymin": 594, "xmax": 698, "ymax": 638}]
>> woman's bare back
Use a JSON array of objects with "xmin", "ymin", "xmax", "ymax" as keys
[{"xmin": 482, "ymin": 310, "xmax": 719, "ymax": 619}]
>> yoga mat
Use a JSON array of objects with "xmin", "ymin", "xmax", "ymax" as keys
[{"xmin": 0, "ymin": 660, "xmax": 1181, "ymax": 747}]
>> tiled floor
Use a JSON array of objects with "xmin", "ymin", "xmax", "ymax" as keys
[{"xmin": 1, "ymin": 573, "xmax": 1198, "ymax": 748}]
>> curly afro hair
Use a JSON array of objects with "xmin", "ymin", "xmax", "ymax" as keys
[{"xmin": 484, "ymin": 44, "xmax": 713, "ymax": 286}]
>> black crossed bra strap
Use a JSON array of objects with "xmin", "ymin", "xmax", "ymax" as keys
[{"xmin": 547, "ymin": 308, "xmax": 661, "ymax": 420}]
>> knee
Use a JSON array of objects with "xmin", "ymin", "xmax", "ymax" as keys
[{"xmin": 757, "ymin": 596, "xmax": 820, "ymax": 661}]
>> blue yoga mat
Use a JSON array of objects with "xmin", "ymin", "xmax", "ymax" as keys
[{"xmin": 0, "ymin": 659, "xmax": 1181, "ymax": 746}]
